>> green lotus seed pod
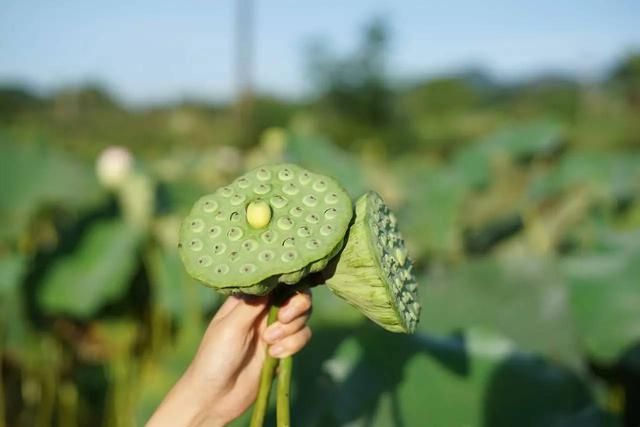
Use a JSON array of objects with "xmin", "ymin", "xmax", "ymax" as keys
[
  {"xmin": 179, "ymin": 164, "xmax": 352, "ymax": 295},
  {"xmin": 326, "ymin": 191, "xmax": 421, "ymax": 333}
]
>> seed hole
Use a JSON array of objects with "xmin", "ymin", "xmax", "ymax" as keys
[
  {"xmin": 320, "ymin": 224, "xmax": 333, "ymax": 236},
  {"xmin": 277, "ymin": 217, "xmax": 294, "ymax": 230},
  {"xmin": 283, "ymin": 182, "xmax": 299, "ymax": 195},
  {"xmin": 254, "ymin": 183, "xmax": 271, "ymax": 194},
  {"xmin": 278, "ymin": 168, "xmax": 293, "ymax": 181},
  {"xmin": 302, "ymin": 195, "xmax": 318, "ymax": 207},
  {"xmin": 324, "ymin": 193, "xmax": 338, "ymax": 204},
  {"xmin": 281, "ymin": 250, "xmax": 298, "ymax": 262},
  {"xmin": 297, "ymin": 226, "xmax": 311, "ymax": 238},
  {"xmin": 190, "ymin": 239, "xmax": 203, "ymax": 251},
  {"xmin": 324, "ymin": 208, "xmax": 338, "ymax": 220},
  {"xmin": 259, "ymin": 250, "xmax": 274, "ymax": 262},
  {"xmin": 202, "ymin": 199, "xmax": 218, "ymax": 213},
  {"xmin": 299, "ymin": 171, "xmax": 312, "ymax": 185},
  {"xmin": 312, "ymin": 180, "xmax": 327, "ymax": 192},
  {"xmin": 242, "ymin": 239, "xmax": 258, "ymax": 252},
  {"xmin": 256, "ymin": 168, "xmax": 271, "ymax": 181},
  {"xmin": 290, "ymin": 206, "xmax": 304, "ymax": 217},
  {"xmin": 208, "ymin": 226, "xmax": 221, "ymax": 238}
]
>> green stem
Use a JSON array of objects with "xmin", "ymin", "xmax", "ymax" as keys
[
  {"xmin": 276, "ymin": 355, "xmax": 292, "ymax": 427},
  {"xmin": 249, "ymin": 304, "xmax": 280, "ymax": 427}
]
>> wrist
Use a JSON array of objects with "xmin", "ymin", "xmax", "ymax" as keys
[{"xmin": 147, "ymin": 369, "xmax": 227, "ymax": 427}]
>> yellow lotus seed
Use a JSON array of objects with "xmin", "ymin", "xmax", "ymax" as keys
[{"xmin": 246, "ymin": 200, "xmax": 271, "ymax": 229}]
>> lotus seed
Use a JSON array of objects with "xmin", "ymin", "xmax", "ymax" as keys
[
  {"xmin": 236, "ymin": 177, "xmax": 250, "ymax": 188},
  {"xmin": 320, "ymin": 224, "xmax": 333, "ymax": 236},
  {"xmin": 198, "ymin": 256, "xmax": 212, "ymax": 266},
  {"xmin": 230, "ymin": 194, "xmax": 245, "ymax": 206},
  {"xmin": 254, "ymin": 183, "xmax": 271, "ymax": 195},
  {"xmin": 278, "ymin": 168, "xmax": 293, "ymax": 181},
  {"xmin": 324, "ymin": 208, "xmax": 337, "ymax": 219},
  {"xmin": 290, "ymin": 206, "xmax": 304, "ymax": 217},
  {"xmin": 240, "ymin": 264, "xmax": 257, "ymax": 274},
  {"xmin": 221, "ymin": 187, "xmax": 233, "ymax": 197},
  {"xmin": 208, "ymin": 226, "xmax": 221, "ymax": 238},
  {"xmin": 246, "ymin": 200, "xmax": 272, "ymax": 229},
  {"xmin": 256, "ymin": 168, "xmax": 271, "ymax": 181},
  {"xmin": 190, "ymin": 239, "xmax": 203, "ymax": 251},
  {"xmin": 190, "ymin": 219, "xmax": 204, "ymax": 232},
  {"xmin": 259, "ymin": 250, "xmax": 274, "ymax": 262},
  {"xmin": 213, "ymin": 243, "xmax": 226, "ymax": 255},
  {"xmin": 283, "ymin": 237, "xmax": 296, "ymax": 248},
  {"xmin": 297, "ymin": 226, "xmax": 311, "ymax": 238},
  {"xmin": 299, "ymin": 171, "xmax": 312, "ymax": 185},
  {"xmin": 261, "ymin": 230, "xmax": 277, "ymax": 243},
  {"xmin": 215, "ymin": 210, "xmax": 225, "ymax": 221},
  {"xmin": 229, "ymin": 251, "xmax": 240, "ymax": 262},
  {"xmin": 312, "ymin": 180, "xmax": 327, "ymax": 192},
  {"xmin": 277, "ymin": 217, "xmax": 294, "ymax": 230},
  {"xmin": 306, "ymin": 214, "xmax": 319, "ymax": 224},
  {"xmin": 227, "ymin": 227, "xmax": 243, "ymax": 241},
  {"xmin": 306, "ymin": 239, "xmax": 320, "ymax": 249},
  {"xmin": 215, "ymin": 264, "xmax": 229, "ymax": 274},
  {"xmin": 202, "ymin": 199, "xmax": 218, "ymax": 213},
  {"xmin": 270, "ymin": 195, "xmax": 288, "ymax": 209},
  {"xmin": 282, "ymin": 250, "xmax": 298, "ymax": 262},
  {"xmin": 283, "ymin": 182, "xmax": 299, "ymax": 195},
  {"xmin": 242, "ymin": 239, "xmax": 258, "ymax": 252},
  {"xmin": 302, "ymin": 195, "xmax": 318, "ymax": 207},
  {"xmin": 324, "ymin": 193, "xmax": 338, "ymax": 204}
]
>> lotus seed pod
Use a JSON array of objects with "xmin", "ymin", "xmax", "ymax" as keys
[
  {"xmin": 179, "ymin": 164, "xmax": 352, "ymax": 295},
  {"xmin": 326, "ymin": 191, "xmax": 421, "ymax": 333}
]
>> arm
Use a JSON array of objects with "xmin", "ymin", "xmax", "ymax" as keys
[{"xmin": 147, "ymin": 292, "xmax": 312, "ymax": 427}]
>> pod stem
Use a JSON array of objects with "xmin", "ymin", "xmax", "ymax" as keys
[
  {"xmin": 276, "ymin": 355, "xmax": 292, "ymax": 427},
  {"xmin": 249, "ymin": 303, "xmax": 280, "ymax": 427}
]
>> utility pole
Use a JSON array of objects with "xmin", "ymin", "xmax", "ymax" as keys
[{"xmin": 234, "ymin": 0, "xmax": 255, "ymax": 147}]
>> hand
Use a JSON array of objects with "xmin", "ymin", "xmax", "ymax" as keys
[{"xmin": 147, "ymin": 291, "xmax": 312, "ymax": 427}]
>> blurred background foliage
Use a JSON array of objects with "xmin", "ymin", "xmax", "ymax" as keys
[{"xmin": 1, "ymin": 16, "xmax": 640, "ymax": 427}]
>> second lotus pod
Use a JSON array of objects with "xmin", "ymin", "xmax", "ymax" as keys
[
  {"xmin": 178, "ymin": 164, "xmax": 353, "ymax": 295},
  {"xmin": 326, "ymin": 191, "xmax": 421, "ymax": 333}
]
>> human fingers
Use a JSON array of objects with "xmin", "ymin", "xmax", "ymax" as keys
[
  {"xmin": 268, "ymin": 326, "xmax": 312, "ymax": 358},
  {"xmin": 277, "ymin": 290, "xmax": 312, "ymax": 324},
  {"xmin": 262, "ymin": 313, "xmax": 309, "ymax": 345},
  {"xmin": 223, "ymin": 296, "xmax": 269, "ymax": 331},
  {"xmin": 211, "ymin": 295, "xmax": 242, "ymax": 322}
]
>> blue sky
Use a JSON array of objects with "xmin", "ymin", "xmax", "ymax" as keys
[{"xmin": 1, "ymin": 0, "xmax": 639, "ymax": 105}]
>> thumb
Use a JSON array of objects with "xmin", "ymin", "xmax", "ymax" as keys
[{"xmin": 222, "ymin": 296, "xmax": 269, "ymax": 332}]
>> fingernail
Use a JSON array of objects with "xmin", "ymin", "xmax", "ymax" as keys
[
  {"xmin": 270, "ymin": 345, "xmax": 285, "ymax": 358},
  {"xmin": 264, "ymin": 326, "xmax": 283, "ymax": 342}
]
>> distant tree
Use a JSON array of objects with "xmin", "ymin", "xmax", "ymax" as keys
[
  {"xmin": 307, "ymin": 17, "xmax": 394, "ymax": 133},
  {"xmin": 0, "ymin": 86, "xmax": 44, "ymax": 121},
  {"xmin": 609, "ymin": 53, "xmax": 640, "ymax": 107},
  {"xmin": 403, "ymin": 77, "xmax": 479, "ymax": 117}
]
